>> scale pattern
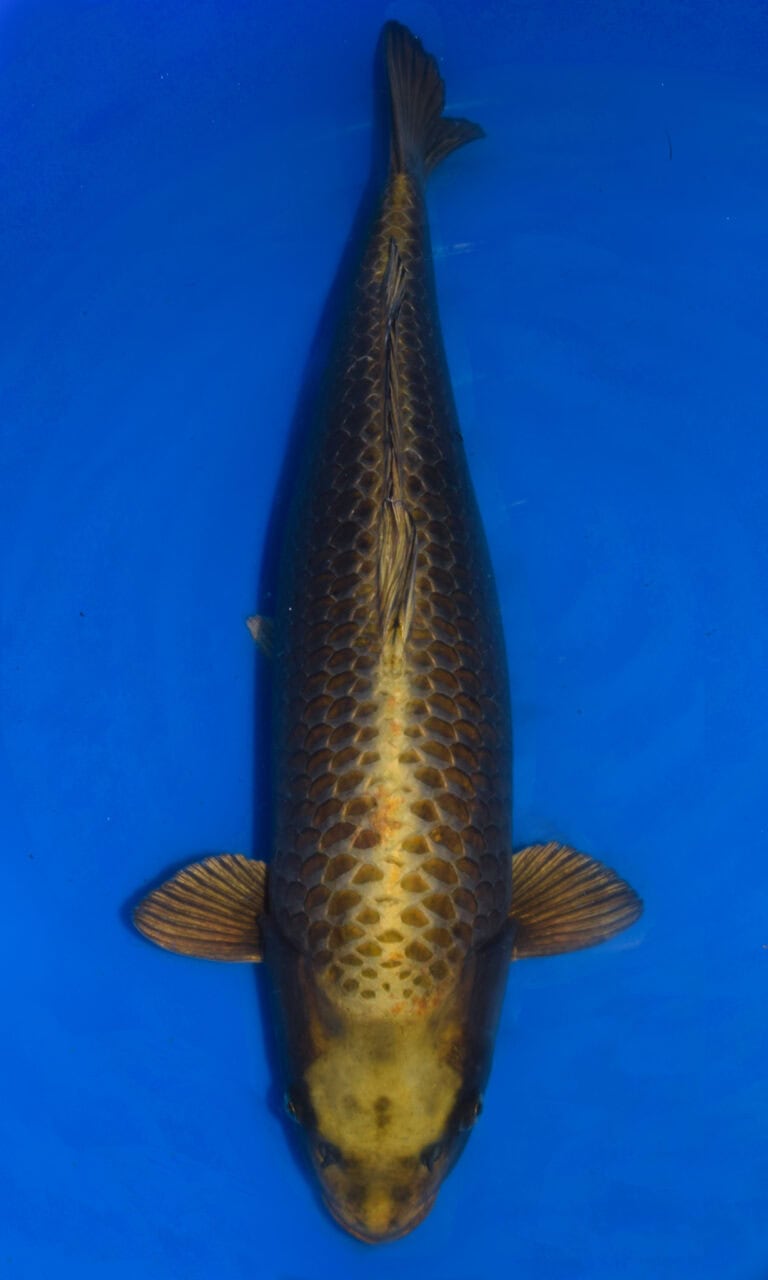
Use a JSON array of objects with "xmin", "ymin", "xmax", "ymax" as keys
[{"xmin": 271, "ymin": 172, "xmax": 511, "ymax": 1013}]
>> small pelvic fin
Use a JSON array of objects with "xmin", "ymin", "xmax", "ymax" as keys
[
  {"xmin": 509, "ymin": 842, "xmax": 642, "ymax": 960},
  {"xmin": 133, "ymin": 854, "xmax": 267, "ymax": 962},
  {"xmin": 384, "ymin": 21, "xmax": 484, "ymax": 176},
  {"xmin": 246, "ymin": 614, "xmax": 274, "ymax": 658}
]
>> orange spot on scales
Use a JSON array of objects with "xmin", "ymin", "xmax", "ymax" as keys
[{"xmin": 370, "ymin": 788, "xmax": 405, "ymax": 839}]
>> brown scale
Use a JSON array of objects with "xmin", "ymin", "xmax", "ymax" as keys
[{"xmin": 271, "ymin": 162, "xmax": 511, "ymax": 1012}]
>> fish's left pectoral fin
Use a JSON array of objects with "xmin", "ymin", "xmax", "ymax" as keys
[
  {"xmin": 509, "ymin": 842, "xmax": 642, "ymax": 960},
  {"xmin": 133, "ymin": 854, "xmax": 267, "ymax": 962}
]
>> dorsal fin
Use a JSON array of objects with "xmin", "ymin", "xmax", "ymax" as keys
[
  {"xmin": 378, "ymin": 496, "xmax": 418, "ymax": 646},
  {"xmin": 377, "ymin": 239, "xmax": 417, "ymax": 649},
  {"xmin": 383, "ymin": 234, "xmax": 407, "ymax": 320}
]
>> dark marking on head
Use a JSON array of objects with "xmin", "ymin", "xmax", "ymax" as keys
[{"xmin": 374, "ymin": 1095, "xmax": 392, "ymax": 1129}]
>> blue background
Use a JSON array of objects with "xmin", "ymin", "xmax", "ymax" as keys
[{"xmin": 2, "ymin": 1, "xmax": 766, "ymax": 1277}]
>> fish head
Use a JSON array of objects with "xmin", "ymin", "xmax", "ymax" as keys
[
  {"xmin": 285, "ymin": 1017, "xmax": 483, "ymax": 1242},
  {"xmin": 277, "ymin": 925, "xmax": 512, "ymax": 1243}
]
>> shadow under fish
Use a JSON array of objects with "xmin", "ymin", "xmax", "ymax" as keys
[{"xmin": 133, "ymin": 20, "xmax": 642, "ymax": 1245}]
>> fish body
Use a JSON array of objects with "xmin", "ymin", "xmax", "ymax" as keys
[
  {"xmin": 263, "ymin": 23, "xmax": 513, "ymax": 1240},
  {"xmin": 134, "ymin": 22, "xmax": 642, "ymax": 1246},
  {"xmin": 271, "ymin": 53, "xmax": 511, "ymax": 1019}
]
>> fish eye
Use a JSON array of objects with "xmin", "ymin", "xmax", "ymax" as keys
[
  {"xmin": 283, "ymin": 1090, "xmax": 301, "ymax": 1123},
  {"xmin": 316, "ymin": 1140, "xmax": 342, "ymax": 1169},
  {"xmin": 420, "ymin": 1142, "xmax": 444, "ymax": 1172},
  {"xmin": 457, "ymin": 1093, "xmax": 483, "ymax": 1131}
]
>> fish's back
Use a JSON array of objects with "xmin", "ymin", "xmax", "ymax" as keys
[{"xmin": 271, "ymin": 171, "xmax": 511, "ymax": 1015}]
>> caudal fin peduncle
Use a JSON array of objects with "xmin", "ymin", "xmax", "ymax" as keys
[{"xmin": 383, "ymin": 20, "xmax": 484, "ymax": 177}]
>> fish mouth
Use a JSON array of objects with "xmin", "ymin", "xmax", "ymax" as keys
[{"xmin": 323, "ymin": 1192, "xmax": 438, "ymax": 1244}]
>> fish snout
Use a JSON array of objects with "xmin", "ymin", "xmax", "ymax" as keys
[{"xmin": 323, "ymin": 1183, "xmax": 437, "ymax": 1244}]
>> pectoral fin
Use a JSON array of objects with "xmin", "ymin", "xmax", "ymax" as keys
[
  {"xmin": 510, "ymin": 842, "xmax": 642, "ymax": 959},
  {"xmin": 133, "ymin": 854, "xmax": 266, "ymax": 961}
]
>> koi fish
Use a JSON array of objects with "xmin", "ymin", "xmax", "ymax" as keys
[{"xmin": 134, "ymin": 20, "xmax": 641, "ymax": 1244}]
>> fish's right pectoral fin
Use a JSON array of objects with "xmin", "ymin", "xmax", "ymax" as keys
[
  {"xmin": 509, "ymin": 842, "xmax": 642, "ymax": 960},
  {"xmin": 133, "ymin": 854, "xmax": 267, "ymax": 962}
]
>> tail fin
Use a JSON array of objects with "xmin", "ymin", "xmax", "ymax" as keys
[{"xmin": 383, "ymin": 21, "xmax": 484, "ymax": 177}]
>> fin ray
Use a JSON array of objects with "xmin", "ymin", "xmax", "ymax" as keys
[
  {"xmin": 383, "ymin": 236, "xmax": 408, "ymax": 322},
  {"xmin": 377, "ymin": 238, "xmax": 417, "ymax": 649},
  {"xmin": 384, "ymin": 21, "xmax": 484, "ymax": 175},
  {"xmin": 510, "ymin": 842, "xmax": 642, "ymax": 959},
  {"xmin": 133, "ymin": 853, "xmax": 266, "ymax": 962},
  {"xmin": 378, "ymin": 498, "xmax": 417, "ymax": 643}
]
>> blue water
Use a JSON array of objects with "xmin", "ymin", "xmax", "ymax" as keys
[{"xmin": 2, "ymin": 2, "xmax": 766, "ymax": 1277}]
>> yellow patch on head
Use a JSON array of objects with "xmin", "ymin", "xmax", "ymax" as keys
[
  {"xmin": 304, "ymin": 1016, "xmax": 463, "ymax": 1241},
  {"xmin": 306, "ymin": 1018, "xmax": 459, "ymax": 1160}
]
